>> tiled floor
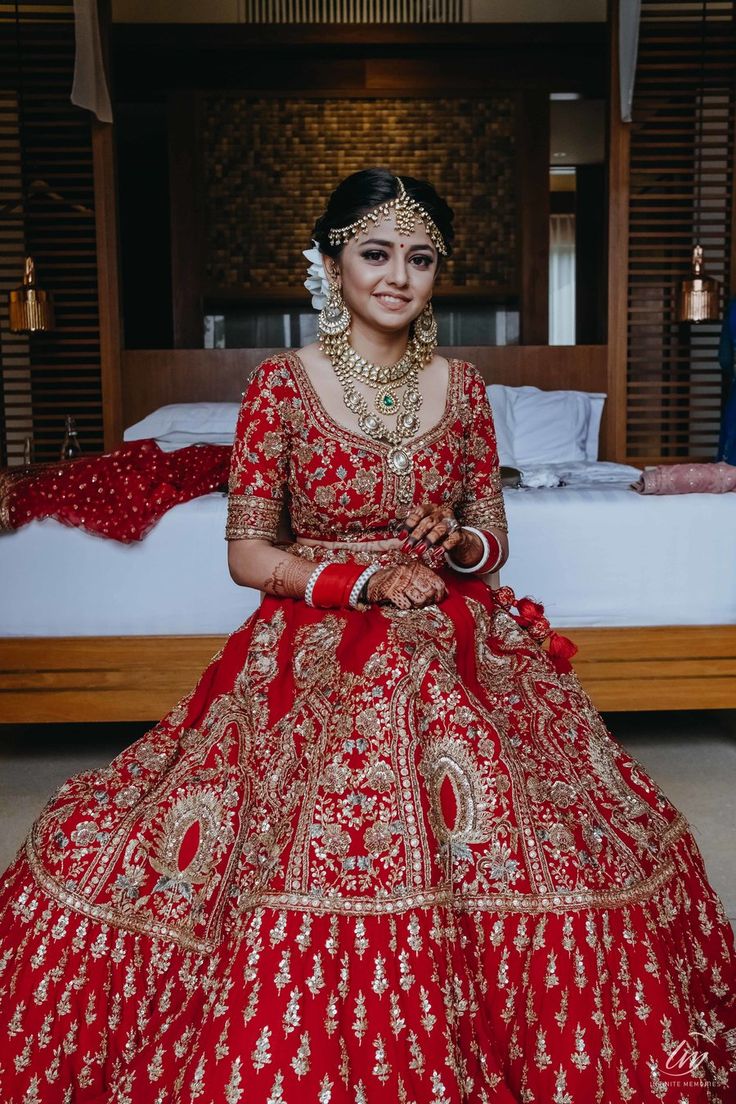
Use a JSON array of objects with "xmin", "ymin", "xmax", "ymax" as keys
[{"xmin": 1, "ymin": 709, "xmax": 734, "ymax": 935}]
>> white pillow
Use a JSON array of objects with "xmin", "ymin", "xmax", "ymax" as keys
[
  {"xmin": 488, "ymin": 385, "xmax": 606, "ymax": 466},
  {"xmin": 485, "ymin": 385, "xmax": 516, "ymax": 466},
  {"xmin": 124, "ymin": 402, "xmax": 240, "ymax": 451},
  {"xmin": 585, "ymin": 394, "xmax": 606, "ymax": 462}
]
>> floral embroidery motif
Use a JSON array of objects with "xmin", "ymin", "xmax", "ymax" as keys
[{"xmin": 19, "ymin": 564, "xmax": 701, "ymax": 942}]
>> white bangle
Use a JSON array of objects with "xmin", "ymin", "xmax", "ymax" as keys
[
  {"xmin": 304, "ymin": 562, "xmax": 330, "ymax": 607},
  {"xmin": 444, "ymin": 525, "xmax": 495, "ymax": 574},
  {"xmin": 348, "ymin": 563, "xmax": 382, "ymax": 608}
]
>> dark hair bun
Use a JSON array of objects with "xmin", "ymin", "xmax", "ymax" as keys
[{"xmin": 311, "ymin": 167, "xmax": 454, "ymax": 261}]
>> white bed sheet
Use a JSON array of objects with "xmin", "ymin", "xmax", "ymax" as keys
[
  {"xmin": 500, "ymin": 480, "xmax": 735, "ymax": 627},
  {"xmin": 2, "ymin": 476, "xmax": 734, "ymax": 635},
  {"xmin": 1, "ymin": 494, "xmax": 257, "ymax": 637}
]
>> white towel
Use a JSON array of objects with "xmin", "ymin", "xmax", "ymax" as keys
[
  {"xmin": 517, "ymin": 461, "xmax": 643, "ymax": 489},
  {"xmin": 519, "ymin": 466, "xmax": 563, "ymax": 488}
]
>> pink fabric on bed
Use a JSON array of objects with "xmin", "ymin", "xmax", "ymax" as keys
[{"xmin": 630, "ymin": 460, "xmax": 736, "ymax": 494}]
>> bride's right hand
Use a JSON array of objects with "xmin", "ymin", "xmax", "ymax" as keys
[{"xmin": 366, "ymin": 562, "xmax": 447, "ymax": 609}]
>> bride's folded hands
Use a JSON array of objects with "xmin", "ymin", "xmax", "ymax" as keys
[
  {"xmin": 229, "ymin": 538, "xmax": 448, "ymax": 609},
  {"xmin": 399, "ymin": 502, "xmax": 463, "ymax": 555}
]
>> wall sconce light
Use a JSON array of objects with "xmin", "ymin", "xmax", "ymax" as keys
[
  {"xmin": 678, "ymin": 245, "xmax": 720, "ymax": 324},
  {"xmin": 677, "ymin": 0, "xmax": 720, "ymax": 323},
  {"xmin": 8, "ymin": 256, "xmax": 55, "ymax": 333}
]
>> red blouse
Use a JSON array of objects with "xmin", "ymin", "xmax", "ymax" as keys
[{"xmin": 225, "ymin": 350, "xmax": 508, "ymax": 544}]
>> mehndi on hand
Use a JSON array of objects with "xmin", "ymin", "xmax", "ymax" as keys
[{"xmin": 366, "ymin": 561, "xmax": 447, "ymax": 609}]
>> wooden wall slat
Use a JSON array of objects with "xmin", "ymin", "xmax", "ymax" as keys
[
  {"xmin": 0, "ymin": 0, "xmax": 103, "ymax": 466},
  {"xmin": 623, "ymin": 2, "xmax": 736, "ymax": 463}
]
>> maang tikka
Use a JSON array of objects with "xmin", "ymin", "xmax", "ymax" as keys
[{"xmin": 326, "ymin": 176, "xmax": 448, "ymax": 257}]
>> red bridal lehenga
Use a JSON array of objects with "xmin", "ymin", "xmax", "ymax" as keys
[{"xmin": 1, "ymin": 350, "xmax": 735, "ymax": 1104}]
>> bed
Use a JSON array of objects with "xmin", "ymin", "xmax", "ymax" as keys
[{"xmin": 2, "ymin": 346, "xmax": 735, "ymax": 720}]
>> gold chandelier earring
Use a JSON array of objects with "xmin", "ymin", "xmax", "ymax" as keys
[
  {"xmin": 318, "ymin": 278, "xmax": 351, "ymax": 344},
  {"xmin": 412, "ymin": 299, "xmax": 438, "ymax": 354}
]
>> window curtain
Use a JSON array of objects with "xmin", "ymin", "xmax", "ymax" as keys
[
  {"xmin": 619, "ymin": 0, "xmax": 641, "ymax": 123},
  {"xmin": 71, "ymin": 0, "xmax": 113, "ymax": 123},
  {"xmin": 549, "ymin": 214, "xmax": 576, "ymax": 346}
]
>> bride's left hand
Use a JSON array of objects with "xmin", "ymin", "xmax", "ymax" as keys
[{"xmin": 398, "ymin": 503, "xmax": 463, "ymax": 560}]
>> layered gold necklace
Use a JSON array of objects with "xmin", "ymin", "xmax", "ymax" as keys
[{"xmin": 319, "ymin": 329, "xmax": 438, "ymax": 476}]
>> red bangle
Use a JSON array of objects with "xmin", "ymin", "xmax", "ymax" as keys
[
  {"xmin": 446, "ymin": 527, "xmax": 502, "ymax": 574},
  {"xmin": 477, "ymin": 529, "xmax": 502, "ymax": 572},
  {"xmin": 311, "ymin": 562, "xmax": 367, "ymax": 608}
]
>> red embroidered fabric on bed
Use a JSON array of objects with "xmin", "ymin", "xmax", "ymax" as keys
[{"xmin": 0, "ymin": 439, "xmax": 230, "ymax": 542}]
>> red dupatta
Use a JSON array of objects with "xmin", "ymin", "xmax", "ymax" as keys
[{"xmin": 0, "ymin": 439, "xmax": 230, "ymax": 542}]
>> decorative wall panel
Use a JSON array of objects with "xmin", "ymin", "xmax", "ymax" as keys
[
  {"xmin": 201, "ymin": 95, "xmax": 517, "ymax": 296},
  {"xmin": 242, "ymin": 0, "xmax": 464, "ymax": 22}
]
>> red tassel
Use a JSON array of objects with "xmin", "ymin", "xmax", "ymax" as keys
[
  {"xmin": 516, "ymin": 596, "xmax": 545, "ymax": 625},
  {"xmin": 546, "ymin": 631, "xmax": 578, "ymax": 674},
  {"xmin": 492, "ymin": 587, "xmax": 577, "ymax": 673}
]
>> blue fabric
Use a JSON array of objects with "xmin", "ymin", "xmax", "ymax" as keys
[{"xmin": 717, "ymin": 298, "xmax": 736, "ymax": 463}]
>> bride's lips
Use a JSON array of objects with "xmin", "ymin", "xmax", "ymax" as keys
[{"xmin": 374, "ymin": 293, "xmax": 411, "ymax": 311}]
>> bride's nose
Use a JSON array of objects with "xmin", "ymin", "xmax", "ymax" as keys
[{"xmin": 385, "ymin": 254, "xmax": 410, "ymax": 287}]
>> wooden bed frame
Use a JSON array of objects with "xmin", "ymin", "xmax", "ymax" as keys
[{"xmin": 2, "ymin": 346, "xmax": 735, "ymax": 722}]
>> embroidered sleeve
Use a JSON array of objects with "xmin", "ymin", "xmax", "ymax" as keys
[
  {"xmin": 225, "ymin": 357, "xmax": 295, "ymax": 542},
  {"xmin": 456, "ymin": 363, "xmax": 508, "ymax": 533}
]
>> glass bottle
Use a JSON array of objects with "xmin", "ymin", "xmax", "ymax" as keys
[{"xmin": 60, "ymin": 415, "xmax": 82, "ymax": 460}]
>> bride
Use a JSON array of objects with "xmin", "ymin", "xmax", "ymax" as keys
[{"xmin": 0, "ymin": 167, "xmax": 734, "ymax": 1104}]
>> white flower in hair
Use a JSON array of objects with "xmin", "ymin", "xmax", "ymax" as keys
[{"xmin": 303, "ymin": 240, "xmax": 330, "ymax": 310}]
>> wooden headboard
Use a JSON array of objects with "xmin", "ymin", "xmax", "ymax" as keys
[{"xmin": 122, "ymin": 344, "xmax": 611, "ymax": 460}]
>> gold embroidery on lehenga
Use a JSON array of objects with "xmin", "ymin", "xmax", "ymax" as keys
[
  {"xmin": 27, "ymin": 571, "xmax": 696, "ymax": 944},
  {"xmin": 16, "ymin": 353, "xmax": 711, "ymax": 1007},
  {"xmin": 147, "ymin": 789, "xmax": 231, "ymax": 888},
  {"xmin": 24, "ymin": 578, "xmax": 696, "ymax": 949},
  {"xmin": 419, "ymin": 737, "xmax": 495, "ymax": 852},
  {"xmin": 291, "ymin": 615, "xmax": 348, "ymax": 691}
]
